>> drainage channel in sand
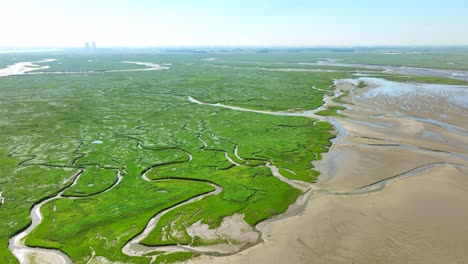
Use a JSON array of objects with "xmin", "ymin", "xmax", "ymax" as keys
[
  {"xmin": 121, "ymin": 86, "xmax": 344, "ymax": 260},
  {"xmin": 185, "ymin": 77, "xmax": 468, "ymax": 264},
  {"xmin": 7, "ymin": 74, "xmax": 467, "ymax": 263}
]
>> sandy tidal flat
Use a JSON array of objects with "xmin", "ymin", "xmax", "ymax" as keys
[{"xmin": 188, "ymin": 78, "xmax": 468, "ymax": 264}]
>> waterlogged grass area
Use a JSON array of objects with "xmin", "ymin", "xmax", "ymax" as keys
[{"xmin": 0, "ymin": 50, "xmax": 466, "ymax": 263}]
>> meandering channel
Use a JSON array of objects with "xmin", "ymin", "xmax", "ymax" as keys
[
  {"xmin": 122, "ymin": 129, "xmax": 309, "ymax": 259},
  {"xmin": 8, "ymin": 167, "xmax": 126, "ymax": 263},
  {"xmin": 8, "ymin": 169, "xmax": 85, "ymax": 264},
  {"xmin": 6, "ymin": 68, "xmax": 467, "ymax": 262},
  {"xmin": 182, "ymin": 73, "xmax": 467, "ymax": 263},
  {"xmin": 122, "ymin": 170, "xmax": 223, "ymax": 258},
  {"xmin": 122, "ymin": 76, "xmax": 467, "ymax": 261}
]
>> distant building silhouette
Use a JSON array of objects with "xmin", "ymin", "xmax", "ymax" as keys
[
  {"xmin": 92, "ymin": 42, "xmax": 96, "ymax": 50},
  {"xmin": 85, "ymin": 42, "xmax": 90, "ymax": 50}
]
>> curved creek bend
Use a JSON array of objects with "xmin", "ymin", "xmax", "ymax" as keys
[
  {"xmin": 8, "ymin": 168, "xmax": 126, "ymax": 264},
  {"xmin": 122, "ymin": 77, "xmax": 468, "ymax": 262},
  {"xmin": 5, "ymin": 71, "xmax": 468, "ymax": 263},
  {"xmin": 186, "ymin": 77, "xmax": 468, "ymax": 264}
]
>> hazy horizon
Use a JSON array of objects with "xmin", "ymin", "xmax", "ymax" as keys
[{"xmin": 1, "ymin": 0, "xmax": 468, "ymax": 47}]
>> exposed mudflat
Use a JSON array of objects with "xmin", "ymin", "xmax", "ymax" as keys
[
  {"xmin": 190, "ymin": 164, "xmax": 468, "ymax": 264},
  {"xmin": 188, "ymin": 78, "xmax": 468, "ymax": 264},
  {"xmin": 5, "ymin": 59, "xmax": 467, "ymax": 263},
  {"xmin": 0, "ymin": 60, "xmax": 169, "ymax": 77},
  {"xmin": 0, "ymin": 59, "xmax": 56, "ymax": 76},
  {"xmin": 303, "ymin": 60, "xmax": 468, "ymax": 82}
]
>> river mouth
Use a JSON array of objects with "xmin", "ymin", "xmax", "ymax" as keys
[{"xmin": 186, "ymin": 78, "xmax": 468, "ymax": 263}]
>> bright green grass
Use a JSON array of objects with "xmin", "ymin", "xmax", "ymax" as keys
[
  {"xmin": 1, "ymin": 50, "xmax": 465, "ymax": 263},
  {"xmin": 140, "ymin": 165, "xmax": 301, "ymax": 246},
  {"xmin": 0, "ymin": 53, "xmax": 342, "ymax": 263},
  {"xmin": 25, "ymin": 164, "xmax": 214, "ymax": 263},
  {"xmin": 0, "ymin": 155, "xmax": 76, "ymax": 263},
  {"xmin": 62, "ymin": 166, "xmax": 118, "ymax": 197}
]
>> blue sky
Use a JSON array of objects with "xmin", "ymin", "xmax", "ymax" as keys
[{"xmin": 1, "ymin": 0, "xmax": 467, "ymax": 47}]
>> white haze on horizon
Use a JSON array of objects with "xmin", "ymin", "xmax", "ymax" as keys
[{"xmin": 1, "ymin": 0, "xmax": 467, "ymax": 48}]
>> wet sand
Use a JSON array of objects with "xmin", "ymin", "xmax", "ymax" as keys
[
  {"xmin": 190, "ymin": 164, "xmax": 468, "ymax": 264},
  {"xmin": 5, "ymin": 69, "xmax": 467, "ymax": 263},
  {"xmin": 303, "ymin": 60, "xmax": 468, "ymax": 82},
  {"xmin": 188, "ymin": 78, "xmax": 468, "ymax": 264}
]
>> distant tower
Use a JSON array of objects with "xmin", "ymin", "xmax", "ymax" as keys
[
  {"xmin": 85, "ymin": 42, "xmax": 90, "ymax": 50},
  {"xmin": 92, "ymin": 42, "xmax": 96, "ymax": 50}
]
